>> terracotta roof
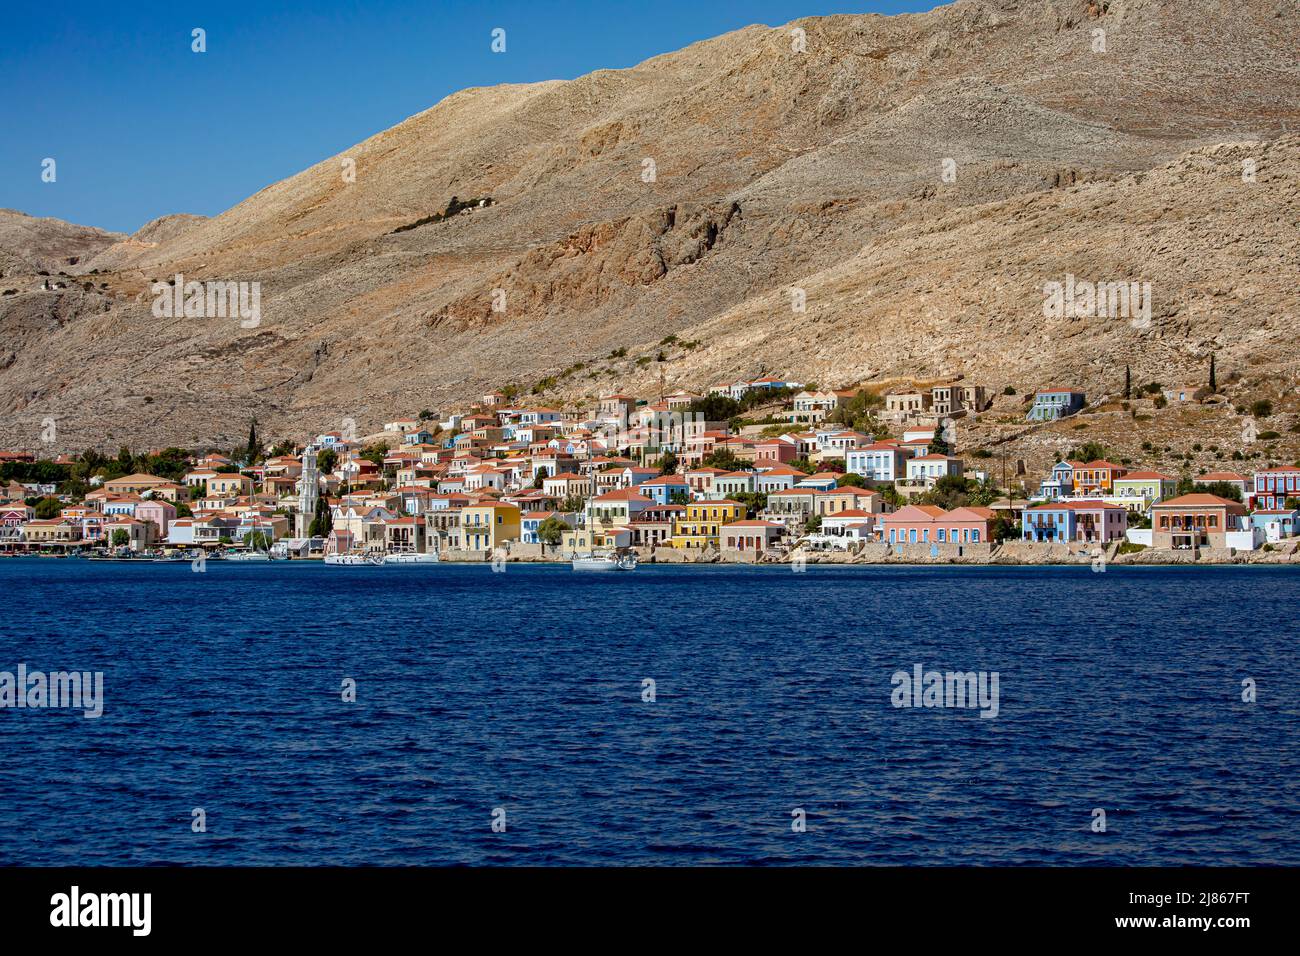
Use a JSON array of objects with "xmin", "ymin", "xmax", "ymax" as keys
[{"xmin": 1153, "ymin": 493, "xmax": 1245, "ymax": 508}]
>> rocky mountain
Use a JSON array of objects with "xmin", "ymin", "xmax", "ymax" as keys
[
  {"xmin": 0, "ymin": 0, "xmax": 1297, "ymax": 458},
  {"xmin": 0, "ymin": 209, "xmax": 124, "ymax": 277}
]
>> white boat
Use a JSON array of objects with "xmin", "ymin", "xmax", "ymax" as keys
[
  {"xmin": 226, "ymin": 551, "xmax": 271, "ymax": 562},
  {"xmin": 324, "ymin": 552, "xmax": 384, "ymax": 566},
  {"xmin": 383, "ymin": 551, "xmax": 440, "ymax": 564},
  {"xmin": 572, "ymin": 550, "xmax": 637, "ymax": 572}
]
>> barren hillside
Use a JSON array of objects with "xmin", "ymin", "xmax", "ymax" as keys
[{"xmin": 0, "ymin": 0, "xmax": 1296, "ymax": 455}]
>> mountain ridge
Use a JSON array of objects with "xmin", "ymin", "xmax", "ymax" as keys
[{"xmin": 0, "ymin": 0, "xmax": 1297, "ymax": 458}]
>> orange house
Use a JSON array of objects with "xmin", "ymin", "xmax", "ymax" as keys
[
  {"xmin": 1072, "ymin": 460, "xmax": 1127, "ymax": 495},
  {"xmin": 1150, "ymin": 494, "xmax": 1247, "ymax": 550}
]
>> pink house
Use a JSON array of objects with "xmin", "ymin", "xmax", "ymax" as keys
[
  {"xmin": 754, "ymin": 437, "xmax": 798, "ymax": 465},
  {"xmin": 881, "ymin": 504, "xmax": 995, "ymax": 545},
  {"xmin": 136, "ymin": 500, "xmax": 178, "ymax": 540}
]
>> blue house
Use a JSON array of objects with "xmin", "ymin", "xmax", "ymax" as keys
[
  {"xmin": 636, "ymin": 474, "xmax": 692, "ymax": 506},
  {"xmin": 1027, "ymin": 388, "xmax": 1086, "ymax": 422},
  {"xmin": 1036, "ymin": 461, "xmax": 1076, "ymax": 500},
  {"xmin": 1250, "ymin": 508, "xmax": 1300, "ymax": 540},
  {"xmin": 1022, "ymin": 504, "xmax": 1075, "ymax": 542}
]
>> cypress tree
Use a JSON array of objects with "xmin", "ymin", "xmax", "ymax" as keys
[
  {"xmin": 1209, "ymin": 353, "xmax": 1217, "ymax": 392},
  {"xmin": 246, "ymin": 418, "xmax": 259, "ymax": 463},
  {"xmin": 1124, "ymin": 364, "xmax": 1131, "ymax": 399},
  {"xmin": 308, "ymin": 496, "xmax": 331, "ymax": 538}
]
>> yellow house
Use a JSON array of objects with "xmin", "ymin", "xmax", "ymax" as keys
[
  {"xmin": 460, "ymin": 502, "xmax": 521, "ymax": 551},
  {"xmin": 562, "ymin": 521, "xmax": 631, "ymax": 555},
  {"xmin": 206, "ymin": 473, "xmax": 255, "ymax": 498},
  {"xmin": 671, "ymin": 499, "xmax": 745, "ymax": 549},
  {"xmin": 1112, "ymin": 471, "xmax": 1176, "ymax": 512}
]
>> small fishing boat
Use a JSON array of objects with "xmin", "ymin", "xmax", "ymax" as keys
[{"xmin": 572, "ymin": 550, "xmax": 637, "ymax": 572}]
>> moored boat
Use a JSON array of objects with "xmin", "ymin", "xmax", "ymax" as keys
[
  {"xmin": 572, "ymin": 550, "xmax": 637, "ymax": 571},
  {"xmin": 383, "ymin": 551, "xmax": 439, "ymax": 564},
  {"xmin": 324, "ymin": 551, "xmax": 385, "ymax": 566}
]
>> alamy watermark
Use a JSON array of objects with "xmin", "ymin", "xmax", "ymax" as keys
[
  {"xmin": 1, "ymin": 664, "xmax": 103, "ymax": 718},
  {"xmin": 1043, "ymin": 274, "xmax": 1151, "ymax": 329},
  {"xmin": 152, "ymin": 273, "xmax": 261, "ymax": 328},
  {"xmin": 890, "ymin": 664, "xmax": 999, "ymax": 718}
]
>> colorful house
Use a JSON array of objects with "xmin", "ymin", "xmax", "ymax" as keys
[
  {"xmin": 1249, "ymin": 508, "xmax": 1300, "ymax": 542},
  {"xmin": 905, "ymin": 454, "xmax": 964, "ymax": 486},
  {"xmin": 585, "ymin": 489, "xmax": 654, "ymax": 526},
  {"xmin": 1150, "ymin": 494, "xmax": 1247, "ymax": 550},
  {"xmin": 881, "ymin": 505, "xmax": 993, "ymax": 545},
  {"xmin": 720, "ymin": 519, "xmax": 785, "ymax": 553},
  {"xmin": 1027, "ymin": 387, "xmax": 1086, "ymax": 421},
  {"xmin": 1036, "ymin": 461, "xmax": 1079, "ymax": 500},
  {"xmin": 844, "ymin": 442, "xmax": 907, "ymax": 482},
  {"xmin": 671, "ymin": 500, "xmax": 745, "ymax": 549},
  {"xmin": 1112, "ymin": 471, "xmax": 1175, "ymax": 511},
  {"xmin": 1021, "ymin": 501, "xmax": 1128, "ymax": 543},
  {"xmin": 629, "ymin": 474, "xmax": 690, "ymax": 506},
  {"xmin": 460, "ymin": 502, "xmax": 521, "ymax": 552},
  {"xmin": 1253, "ymin": 466, "xmax": 1300, "ymax": 510},
  {"xmin": 1071, "ymin": 460, "xmax": 1127, "ymax": 495}
]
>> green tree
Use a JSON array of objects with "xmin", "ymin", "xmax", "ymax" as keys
[
  {"xmin": 732, "ymin": 491, "xmax": 768, "ymax": 518},
  {"xmin": 33, "ymin": 497, "xmax": 62, "ymax": 519},
  {"xmin": 1191, "ymin": 480, "xmax": 1243, "ymax": 502},
  {"xmin": 990, "ymin": 513, "xmax": 1019, "ymax": 542},
  {"xmin": 316, "ymin": 448, "xmax": 338, "ymax": 474},
  {"xmin": 308, "ymin": 497, "xmax": 332, "ymax": 537},
  {"xmin": 536, "ymin": 516, "xmax": 567, "ymax": 550},
  {"xmin": 689, "ymin": 394, "xmax": 741, "ymax": 422},
  {"xmin": 246, "ymin": 418, "xmax": 260, "ymax": 463},
  {"xmin": 838, "ymin": 473, "xmax": 866, "ymax": 487},
  {"xmin": 656, "ymin": 450, "xmax": 679, "ymax": 475},
  {"xmin": 1124, "ymin": 364, "xmax": 1131, "ymax": 399},
  {"xmin": 247, "ymin": 531, "xmax": 271, "ymax": 551},
  {"xmin": 915, "ymin": 476, "xmax": 977, "ymax": 512},
  {"xmin": 111, "ymin": 528, "xmax": 130, "ymax": 548},
  {"xmin": 878, "ymin": 485, "xmax": 905, "ymax": 510},
  {"xmin": 1066, "ymin": 441, "xmax": 1109, "ymax": 463},
  {"xmin": 668, "ymin": 490, "xmax": 691, "ymax": 506},
  {"xmin": 1208, "ymin": 353, "xmax": 1216, "ymax": 392},
  {"xmin": 702, "ymin": 448, "xmax": 740, "ymax": 471}
]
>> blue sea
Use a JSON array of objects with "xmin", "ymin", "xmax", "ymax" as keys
[{"xmin": 0, "ymin": 558, "xmax": 1296, "ymax": 866}]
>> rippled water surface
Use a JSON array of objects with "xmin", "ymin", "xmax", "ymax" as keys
[{"xmin": 0, "ymin": 558, "xmax": 1296, "ymax": 865}]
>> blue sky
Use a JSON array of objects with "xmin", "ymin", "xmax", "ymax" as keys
[{"xmin": 1, "ymin": 1, "xmax": 939, "ymax": 234}]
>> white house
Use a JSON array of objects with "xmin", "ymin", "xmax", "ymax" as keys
[
  {"xmin": 845, "ymin": 443, "xmax": 907, "ymax": 482},
  {"xmin": 905, "ymin": 454, "xmax": 964, "ymax": 485}
]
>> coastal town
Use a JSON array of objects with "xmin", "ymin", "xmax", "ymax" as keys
[{"xmin": 2, "ymin": 375, "xmax": 1299, "ymax": 566}]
